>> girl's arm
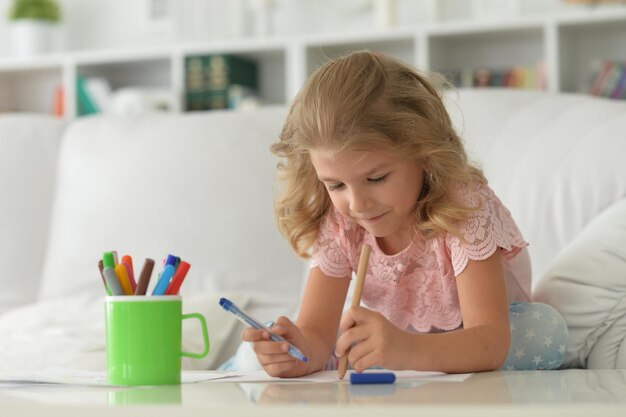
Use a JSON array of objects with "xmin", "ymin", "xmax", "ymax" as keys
[
  {"xmin": 296, "ymin": 266, "xmax": 351, "ymax": 372},
  {"xmin": 336, "ymin": 249, "xmax": 511, "ymax": 373}
]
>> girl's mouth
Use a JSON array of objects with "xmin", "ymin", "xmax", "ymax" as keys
[{"xmin": 361, "ymin": 212, "xmax": 386, "ymax": 224}]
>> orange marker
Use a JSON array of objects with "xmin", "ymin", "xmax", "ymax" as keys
[
  {"xmin": 121, "ymin": 255, "xmax": 136, "ymax": 292},
  {"xmin": 114, "ymin": 263, "xmax": 133, "ymax": 295},
  {"xmin": 165, "ymin": 261, "xmax": 190, "ymax": 295}
]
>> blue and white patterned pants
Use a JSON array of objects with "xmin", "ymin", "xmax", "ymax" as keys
[{"xmin": 503, "ymin": 302, "xmax": 567, "ymax": 370}]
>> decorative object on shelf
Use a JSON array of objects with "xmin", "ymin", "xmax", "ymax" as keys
[
  {"xmin": 110, "ymin": 88, "xmax": 181, "ymax": 116},
  {"xmin": 7, "ymin": 0, "xmax": 62, "ymax": 56},
  {"xmin": 373, "ymin": 0, "xmax": 397, "ymax": 29}
]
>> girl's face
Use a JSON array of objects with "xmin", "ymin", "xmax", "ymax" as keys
[{"xmin": 310, "ymin": 147, "xmax": 425, "ymax": 254}]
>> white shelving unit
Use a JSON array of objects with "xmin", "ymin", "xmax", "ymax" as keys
[{"xmin": 1, "ymin": 8, "xmax": 625, "ymax": 119}]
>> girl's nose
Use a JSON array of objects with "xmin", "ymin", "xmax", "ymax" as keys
[{"xmin": 349, "ymin": 188, "xmax": 371, "ymax": 214}]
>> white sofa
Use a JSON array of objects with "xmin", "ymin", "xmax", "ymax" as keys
[{"xmin": 1, "ymin": 89, "xmax": 625, "ymax": 372}]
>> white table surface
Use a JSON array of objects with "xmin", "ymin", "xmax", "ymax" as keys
[{"xmin": 1, "ymin": 369, "xmax": 625, "ymax": 416}]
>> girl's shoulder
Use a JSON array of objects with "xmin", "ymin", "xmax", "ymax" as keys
[
  {"xmin": 443, "ymin": 181, "xmax": 527, "ymax": 275},
  {"xmin": 448, "ymin": 180, "xmax": 496, "ymax": 208}
]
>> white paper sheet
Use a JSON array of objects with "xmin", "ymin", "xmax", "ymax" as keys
[
  {"xmin": 0, "ymin": 368, "xmax": 241, "ymax": 387},
  {"xmin": 211, "ymin": 370, "xmax": 473, "ymax": 383},
  {"xmin": 0, "ymin": 368, "xmax": 472, "ymax": 388}
]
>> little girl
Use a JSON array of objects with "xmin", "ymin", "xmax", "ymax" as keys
[{"xmin": 241, "ymin": 51, "xmax": 567, "ymax": 377}]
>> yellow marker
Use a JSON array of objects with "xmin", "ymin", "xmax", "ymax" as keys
[{"xmin": 114, "ymin": 263, "xmax": 133, "ymax": 295}]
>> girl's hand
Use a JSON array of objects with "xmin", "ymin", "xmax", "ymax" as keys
[
  {"xmin": 241, "ymin": 316, "xmax": 311, "ymax": 378},
  {"xmin": 335, "ymin": 306, "xmax": 413, "ymax": 372}
]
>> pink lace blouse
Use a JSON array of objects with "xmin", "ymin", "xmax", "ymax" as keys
[{"xmin": 311, "ymin": 183, "xmax": 531, "ymax": 333}]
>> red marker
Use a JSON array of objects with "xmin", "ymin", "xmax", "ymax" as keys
[{"xmin": 165, "ymin": 261, "xmax": 190, "ymax": 295}]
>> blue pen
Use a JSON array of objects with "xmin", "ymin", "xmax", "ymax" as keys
[
  {"xmin": 152, "ymin": 264, "xmax": 175, "ymax": 295},
  {"xmin": 219, "ymin": 297, "xmax": 308, "ymax": 363}
]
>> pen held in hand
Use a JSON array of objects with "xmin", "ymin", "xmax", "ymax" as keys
[
  {"xmin": 219, "ymin": 297, "xmax": 308, "ymax": 363},
  {"xmin": 338, "ymin": 243, "xmax": 371, "ymax": 380}
]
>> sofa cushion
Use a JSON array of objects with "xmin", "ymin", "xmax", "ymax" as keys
[
  {"xmin": 534, "ymin": 198, "xmax": 626, "ymax": 368},
  {"xmin": 447, "ymin": 90, "xmax": 626, "ymax": 287},
  {"xmin": 38, "ymin": 108, "xmax": 305, "ymax": 316},
  {"xmin": 0, "ymin": 114, "xmax": 66, "ymax": 314},
  {"xmin": 0, "ymin": 292, "xmax": 250, "ymax": 371}
]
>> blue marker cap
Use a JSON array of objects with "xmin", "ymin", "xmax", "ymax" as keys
[
  {"xmin": 165, "ymin": 254, "xmax": 178, "ymax": 267},
  {"xmin": 350, "ymin": 372, "xmax": 396, "ymax": 385}
]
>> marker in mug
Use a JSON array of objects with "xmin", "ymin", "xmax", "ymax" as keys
[
  {"xmin": 152, "ymin": 264, "xmax": 175, "ymax": 295},
  {"xmin": 219, "ymin": 297, "xmax": 308, "ymax": 363},
  {"xmin": 165, "ymin": 261, "xmax": 190, "ymax": 295},
  {"xmin": 102, "ymin": 267, "xmax": 124, "ymax": 295},
  {"xmin": 98, "ymin": 260, "xmax": 112, "ymax": 296},
  {"xmin": 134, "ymin": 258, "xmax": 154, "ymax": 296}
]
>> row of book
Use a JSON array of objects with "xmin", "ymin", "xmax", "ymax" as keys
[
  {"xmin": 584, "ymin": 60, "xmax": 626, "ymax": 100},
  {"xmin": 441, "ymin": 62, "xmax": 547, "ymax": 90},
  {"xmin": 185, "ymin": 54, "xmax": 259, "ymax": 111}
]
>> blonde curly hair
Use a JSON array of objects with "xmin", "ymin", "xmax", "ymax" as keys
[{"xmin": 271, "ymin": 50, "xmax": 486, "ymax": 258}]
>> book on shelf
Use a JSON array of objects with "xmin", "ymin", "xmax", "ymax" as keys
[
  {"xmin": 584, "ymin": 60, "xmax": 626, "ymax": 100},
  {"xmin": 76, "ymin": 76, "xmax": 99, "ymax": 116},
  {"xmin": 185, "ymin": 54, "xmax": 259, "ymax": 111},
  {"xmin": 441, "ymin": 62, "xmax": 546, "ymax": 91},
  {"xmin": 75, "ymin": 76, "xmax": 114, "ymax": 116}
]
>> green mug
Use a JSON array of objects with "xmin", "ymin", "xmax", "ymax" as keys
[{"xmin": 105, "ymin": 295, "xmax": 209, "ymax": 386}]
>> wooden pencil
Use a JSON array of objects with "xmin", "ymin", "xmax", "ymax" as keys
[{"xmin": 338, "ymin": 244, "xmax": 371, "ymax": 380}]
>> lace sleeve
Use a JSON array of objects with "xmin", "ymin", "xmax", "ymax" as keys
[
  {"xmin": 446, "ymin": 184, "xmax": 528, "ymax": 276},
  {"xmin": 310, "ymin": 209, "xmax": 353, "ymax": 278}
]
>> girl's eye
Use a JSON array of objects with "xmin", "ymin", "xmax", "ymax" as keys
[
  {"xmin": 327, "ymin": 183, "xmax": 344, "ymax": 191},
  {"xmin": 368, "ymin": 175, "xmax": 387, "ymax": 184}
]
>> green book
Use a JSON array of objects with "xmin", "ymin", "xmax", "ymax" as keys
[{"xmin": 185, "ymin": 54, "xmax": 258, "ymax": 111}]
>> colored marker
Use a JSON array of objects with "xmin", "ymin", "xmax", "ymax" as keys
[
  {"xmin": 152, "ymin": 264, "xmax": 175, "ymax": 295},
  {"xmin": 165, "ymin": 261, "xmax": 190, "ymax": 295},
  {"xmin": 102, "ymin": 252, "xmax": 115, "ymax": 269},
  {"xmin": 102, "ymin": 267, "xmax": 124, "ymax": 295},
  {"xmin": 114, "ymin": 263, "xmax": 133, "ymax": 295},
  {"xmin": 98, "ymin": 260, "xmax": 112, "ymax": 296},
  {"xmin": 134, "ymin": 258, "xmax": 154, "ymax": 295},
  {"xmin": 121, "ymin": 255, "xmax": 136, "ymax": 292},
  {"xmin": 350, "ymin": 372, "xmax": 396, "ymax": 385}
]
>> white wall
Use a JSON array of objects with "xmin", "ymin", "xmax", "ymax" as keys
[{"xmin": 0, "ymin": 0, "xmax": 600, "ymax": 57}]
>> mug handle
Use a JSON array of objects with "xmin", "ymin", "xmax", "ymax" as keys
[{"xmin": 181, "ymin": 313, "xmax": 210, "ymax": 359}]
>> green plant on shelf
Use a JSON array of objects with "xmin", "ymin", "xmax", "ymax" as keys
[{"xmin": 7, "ymin": 0, "xmax": 61, "ymax": 22}]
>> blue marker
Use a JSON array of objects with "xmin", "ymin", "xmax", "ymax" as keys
[
  {"xmin": 152, "ymin": 264, "xmax": 175, "ymax": 295},
  {"xmin": 350, "ymin": 372, "xmax": 396, "ymax": 384},
  {"xmin": 219, "ymin": 297, "xmax": 308, "ymax": 363}
]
